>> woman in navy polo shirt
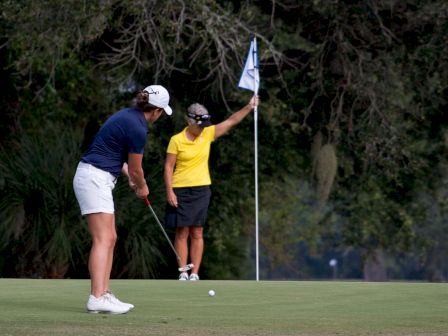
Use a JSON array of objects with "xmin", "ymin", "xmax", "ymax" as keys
[{"xmin": 73, "ymin": 85, "xmax": 173, "ymax": 314}]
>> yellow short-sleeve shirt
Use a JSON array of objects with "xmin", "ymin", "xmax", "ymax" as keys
[{"xmin": 167, "ymin": 126, "xmax": 215, "ymax": 187}]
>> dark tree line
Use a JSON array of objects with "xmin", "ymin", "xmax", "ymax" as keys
[{"xmin": 0, "ymin": 0, "xmax": 447, "ymax": 281}]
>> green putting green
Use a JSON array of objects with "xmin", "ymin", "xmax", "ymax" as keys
[{"xmin": 0, "ymin": 279, "xmax": 446, "ymax": 335}]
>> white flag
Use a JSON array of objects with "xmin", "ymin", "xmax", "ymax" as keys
[{"xmin": 238, "ymin": 37, "xmax": 259, "ymax": 94}]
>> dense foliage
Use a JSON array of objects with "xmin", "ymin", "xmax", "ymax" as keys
[{"xmin": 0, "ymin": 0, "xmax": 447, "ymax": 281}]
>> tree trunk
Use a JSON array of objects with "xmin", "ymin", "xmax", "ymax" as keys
[{"xmin": 363, "ymin": 248, "xmax": 387, "ymax": 281}]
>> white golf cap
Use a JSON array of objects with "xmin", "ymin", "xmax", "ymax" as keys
[{"xmin": 143, "ymin": 85, "xmax": 173, "ymax": 115}]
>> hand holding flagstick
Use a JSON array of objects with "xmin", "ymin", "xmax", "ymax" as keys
[{"xmin": 249, "ymin": 95, "xmax": 259, "ymax": 109}]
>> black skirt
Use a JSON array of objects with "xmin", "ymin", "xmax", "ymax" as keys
[{"xmin": 164, "ymin": 186, "xmax": 212, "ymax": 228}]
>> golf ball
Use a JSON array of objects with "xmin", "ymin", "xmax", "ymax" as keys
[{"xmin": 208, "ymin": 289, "xmax": 215, "ymax": 297}]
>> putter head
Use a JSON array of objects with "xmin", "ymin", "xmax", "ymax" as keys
[{"xmin": 178, "ymin": 263, "xmax": 194, "ymax": 272}]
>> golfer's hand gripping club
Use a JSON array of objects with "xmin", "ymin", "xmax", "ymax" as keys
[{"xmin": 144, "ymin": 197, "xmax": 193, "ymax": 273}]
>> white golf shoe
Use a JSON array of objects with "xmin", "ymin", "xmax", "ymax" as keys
[
  {"xmin": 179, "ymin": 272, "xmax": 189, "ymax": 280},
  {"xmin": 86, "ymin": 294, "xmax": 130, "ymax": 314},
  {"xmin": 189, "ymin": 273, "xmax": 200, "ymax": 281},
  {"xmin": 104, "ymin": 291, "xmax": 135, "ymax": 310}
]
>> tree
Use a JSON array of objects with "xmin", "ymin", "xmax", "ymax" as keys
[{"xmin": 1, "ymin": 0, "xmax": 448, "ymax": 281}]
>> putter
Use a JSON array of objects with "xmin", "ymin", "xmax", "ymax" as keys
[{"xmin": 144, "ymin": 197, "xmax": 194, "ymax": 273}]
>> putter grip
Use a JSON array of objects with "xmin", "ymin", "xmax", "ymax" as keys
[{"xmin": 144, "ymin": 197, "xmax": 150, "ymax": 206}]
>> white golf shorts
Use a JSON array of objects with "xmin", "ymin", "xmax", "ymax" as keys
[{"xmin": 73, "ymin": 162, "xmax": 117, "ymax": 215}]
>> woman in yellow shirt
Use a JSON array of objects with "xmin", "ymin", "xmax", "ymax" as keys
[{"xmin": 164, "ymin": 96, "xmax": 258, "ymax": 280}]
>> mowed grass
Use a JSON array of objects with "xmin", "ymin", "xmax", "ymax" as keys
[{"xmin": 0, "ymin": 279, "xmax": 447, "ymax": 336}]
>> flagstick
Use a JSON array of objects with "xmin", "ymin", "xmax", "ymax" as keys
[
  {"xmin": 254, "ymin": 103, "xmax": 259, "ymax": 282},
  {"xmin": 252, "ymin": 36, "xmax": 260, "ymax": 282},
  {"xmin": 237, "ymin": 35, "xmax": 260, "ymax": 281}
]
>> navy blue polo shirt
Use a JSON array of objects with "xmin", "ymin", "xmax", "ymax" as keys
[{"xmin": 82, "ymin": 107, "xmax": 148, "ymax": 177}]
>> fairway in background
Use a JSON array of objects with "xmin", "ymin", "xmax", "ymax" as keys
[{"xmin": 0, "ymin": 279, "xmax": 446, "ymax": 336}]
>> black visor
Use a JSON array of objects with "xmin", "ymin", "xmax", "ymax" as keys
[{"xmin": 187, "ymin": 112, "xmax": 212, "ymax": 127}]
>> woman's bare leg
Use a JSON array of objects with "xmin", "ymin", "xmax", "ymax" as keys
[
  {"xmin": 87, "ymin": 213, "xmax": 117, "ymax": 297},
  {"xmin": 189, "ymin": 226, "xmax": 203, "ymax": 275},
  {"xmin": 175, "ymin": 227, "xmax": 190, "ymax": 268},
  {"xmin": 103, "ymin": 215, "xmax": 116, "ymax": 292}
]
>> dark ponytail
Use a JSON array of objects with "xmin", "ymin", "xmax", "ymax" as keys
[{"xmin": 136, "ymin": 91, "xmax": 159, "ymax": 112}]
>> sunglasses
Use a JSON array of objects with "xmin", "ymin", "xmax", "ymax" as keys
[{"xmin": 187, "ymin": 112, "xmax": 211, "ymax": 122}]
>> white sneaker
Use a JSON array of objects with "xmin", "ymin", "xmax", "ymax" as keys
[
  {"xmin": 189, "ymin": 273, "xmax": 200, "ymax": 281},
  {"xmin": 104, "ymin": 291, "xmax": 134, "ymax": 310},
  {"xmin": 86, "ymin": 294, "xmax": 130, "ymax": 314},
  {"xmin": 179, "ymin": 272, "xmax": 189, "ymax": 280}
]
